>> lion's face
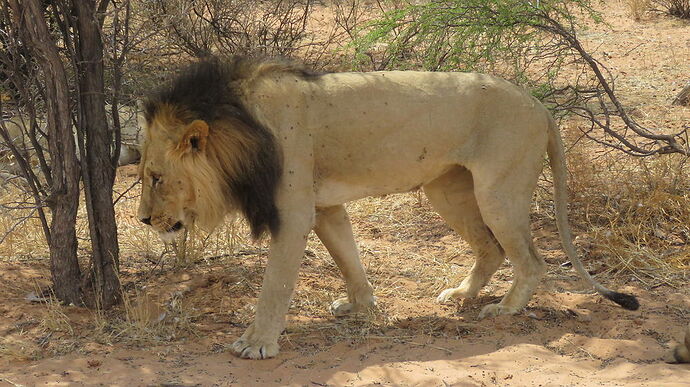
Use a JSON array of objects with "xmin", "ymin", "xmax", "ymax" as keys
[{"xmin": 137, "ymin": 115, "xmax": 214, "ymax": 242}]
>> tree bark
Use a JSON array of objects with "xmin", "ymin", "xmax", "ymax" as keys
[
  {"xmin": 74, "ymin": 0, "xmax": 121, "ymax": 308},
  {"xmin": 10, "ymin": 0, "xmax": 82, "ymax": 304}
]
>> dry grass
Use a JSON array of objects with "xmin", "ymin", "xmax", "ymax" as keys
[
  {"xmin": 0, "ymin": 337, "xmax": 40, "ymax": 362},
  {"xmin": 0, "ymin": 189, "xmax": 50, "ymax": 260},
  {"xmin": 91, "ymin": 286, "xmax": 200, "ymax": 346},
  {"xmin": 343, "ymin": 192, "xmax": 468, "ymax": 298},
  {"xmin": 37, "ymin": 289, "xmax": 75, "ymax": 335},
  {"xmin": 0, "ymin": 287, "xmax": 79, "ymax": 362},
  {"xmin": 625, "ymin": 0, "xmax": 652, "ymax": 20},
  {"xmin": 564, "ymin": 127, "xmax": 690, "ymax": 287},
  {"xmin": 0, "ymin": 170, "xmax": 249, "ymax": 350},
  {"xmin": 655, "ymin": 0, "xmax": 690, "ymax": 18}
]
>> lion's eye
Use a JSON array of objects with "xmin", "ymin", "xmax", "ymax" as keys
[{"xmin": 151, "ymin": 174, "xmax": 161, "ymax": 187}]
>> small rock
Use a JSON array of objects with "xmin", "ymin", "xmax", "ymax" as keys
[
  {"xmin": 25, "ymin": 291, "xmax": 47, "ymax": 303},
  {"xmin": 571, "ymin": 308, "xmax": 593, "ymax": 322}
]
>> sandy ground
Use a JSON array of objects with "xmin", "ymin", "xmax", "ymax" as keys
[
  {"xmin": 1, "ymin": 244, "xmax": 689, "ymax": 386},
  {"xmin": 1, "ymin": 1, "xmax": 690, "ymax": 386}
]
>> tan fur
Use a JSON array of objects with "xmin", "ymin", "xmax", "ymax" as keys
[{"xmin": 139, "ymin": 61, "xmax": 635, "ymax": 360}]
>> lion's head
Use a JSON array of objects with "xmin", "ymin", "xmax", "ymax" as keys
[{"xmin": 137, "ymin": 57, "xmax": 285, "ymax": 241}]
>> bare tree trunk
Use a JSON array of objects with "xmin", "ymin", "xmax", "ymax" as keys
[
  {"xmin": 74, "ymin": 0, "xmax": 121, "ymax": 308},
  {"xmin": 10, "ymin": 0, "xmax": 82, "ymax": 304}
]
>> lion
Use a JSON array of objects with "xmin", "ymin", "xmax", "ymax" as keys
[{"xmin": 137, "ymin": 56, "xmax": 639, "ymax": 359}]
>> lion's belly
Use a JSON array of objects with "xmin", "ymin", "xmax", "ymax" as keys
[
  {"xmin": 314, "ymin": 175, "xmax": 434, "ymax": 207},
  {"xmin": 313, "ymin": 149, "xmax": 456, "ymax": 207}
]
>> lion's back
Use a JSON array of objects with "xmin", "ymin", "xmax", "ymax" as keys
[{"xmin": 303, "ymin": 71, "xmax": 550, "ymax": 205}]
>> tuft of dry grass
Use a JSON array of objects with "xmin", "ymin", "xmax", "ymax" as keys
[
  {"xmin": 0, "ymin": 337, "xmax": 40, "ymax": 363},
  {"xmin": 169, "ymin": 219, "xmax": 246, "ymax": 266},
  {"xmin": 563, "ymin": 126, "xmax": 690, "ymax": 287},
  {"xmin": 626, "ymin": 0, "xmax": 652, "ymax": 21},
  {"xmin": 656, "ymin": 0, "xmax": 690, "ymax": 19},
  {"xmin": 38, "ymin": 289, "xmax": 74, "ymax": 335},
  {"xmin": 0, "ymin": 188, "xmax": 50, "ymax": 260},
  {"xmin": 90, "ymin": 267, "xmax": 206, "ymax": 347},
  {"xmin": 92, "ymin": 289, "xmax": 199, "ymax": 346}
]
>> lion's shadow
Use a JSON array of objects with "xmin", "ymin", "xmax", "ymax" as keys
[{"xmin": 230, "ymin": 295, "xmax": 668, "ymax": 385}]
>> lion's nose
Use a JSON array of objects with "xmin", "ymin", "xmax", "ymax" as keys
[{"xmin": 140, "ymin": 217, "xmax": 151, "ymax": 225}]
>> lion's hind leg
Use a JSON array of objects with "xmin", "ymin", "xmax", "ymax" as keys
[
  {"xmin": 471, "ymin": 162, "xmax": 546, "ymax": 319},
  {"xmin": 314, "ymin": 205, "xmax": 376, "ymax": 316},
  {"xmin": 423, "ymin": 167, "xmax": 506, "ymax": 304}
]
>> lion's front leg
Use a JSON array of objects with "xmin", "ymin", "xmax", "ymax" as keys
[
  {"xmin": 231, "ymin": 210, "xmax": 314, "ymax": 359},
  {"xmin": 314, "ymin": 205, "xmax": 376, "ymax": 316},
  {"xmin": 231, "ymin": 129, "xmax": 316, "ymax": 359}
]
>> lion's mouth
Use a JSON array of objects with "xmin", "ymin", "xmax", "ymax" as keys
[
  {"xmin": 168, "ymin": 221, "xmax": 183, "ymax": 233},
  {"xmin": 157, "ymin": 221, "xmax": 185, "ymax": 243}
]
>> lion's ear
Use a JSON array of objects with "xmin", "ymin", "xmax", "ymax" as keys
[{"xmin": 178, "ymin": 120, "xmax": 209, "ymax": 153}]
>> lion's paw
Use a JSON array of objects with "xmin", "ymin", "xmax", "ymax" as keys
[
  {"xmin": 231, "ymin": 337, "xmax": 279, "ymax": 360},
  {"xmin": 436, "ymin": 287, "xmax": 472, "ymax": 304},
  {"xmin": 478, "ymin": 303, "xmax": 520, "ymax": 319},
  {"xmin": 330, "ymin": 296, "xmax": 377, "ymax": 317},
  {"xmin": 674, "ymin": 343, "xmax": 690, "ymax": 363}
]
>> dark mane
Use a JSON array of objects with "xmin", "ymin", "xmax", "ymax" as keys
[
  {"xmin": 143, "ymin": 56, "xmax": 316, "ymax": 126},
  {"xmin": 144, "ymin": 56, "xmax": 315, "ymax": 239}
]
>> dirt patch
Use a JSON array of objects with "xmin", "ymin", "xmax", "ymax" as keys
[{"xmin": 0, "ymin": 255, "xmax": 688, "ymax": 386}]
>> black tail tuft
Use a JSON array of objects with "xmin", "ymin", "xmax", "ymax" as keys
[{"xmin": 605, "ymin": 291, "xmax": 640, "ymax": 311}]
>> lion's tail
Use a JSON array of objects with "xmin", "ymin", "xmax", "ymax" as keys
[{"xmin": 546, "ymin": 114, "xmax": 639, "ymax": 311}]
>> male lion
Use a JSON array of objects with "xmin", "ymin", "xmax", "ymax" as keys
[{"xmin": 137, "ymin": 57, "xmax": 639, "ymax": 359}]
